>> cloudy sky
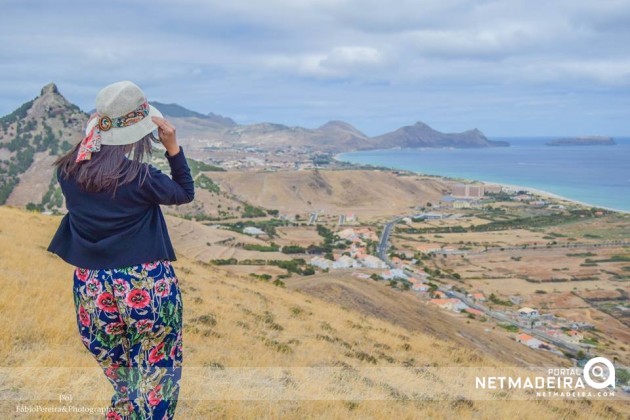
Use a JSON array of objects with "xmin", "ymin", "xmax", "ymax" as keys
[{"xmin": 1, "ymin": 0, "xmax": 629, "ymax": 136}]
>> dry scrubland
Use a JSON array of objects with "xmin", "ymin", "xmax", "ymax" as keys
[
  {"xmin": 207, "ymin": 170, "xmax": 446, "ymax": 222},
  {"xmin": 165, "ymin": 216, "xmax": 292, "ymax": 262},
  {"xmin": 395, "ymin": 210, "xmax": 630, "ymax": 364},
  {"xmin": 0, "ymin": 206, "xmax": 628, "ymax": 419}
]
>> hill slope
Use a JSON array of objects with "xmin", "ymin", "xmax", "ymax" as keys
[
  {"xmin": 0, "ymin": 83, "xmax": 88, "ymax": 207},
  {"xmin": 207, "ymin": 169, "xmax": 447, "ymax": 221},
  {"xmin": 286, "ymin": 273, "xmax": 564, "ymax": 367},
  {"xmin": 0, "ymin": 206, "xmax": 627, "ymax": 418}
]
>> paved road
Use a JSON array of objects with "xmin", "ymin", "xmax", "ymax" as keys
[
  {"xmin": 444, "ymin": 288, "xmax": 588, "ymax": 357},
  {"xmin": 377, "ymin": 217, "xmax": 402, "ymax": 263},
  {"xmin": 378, "ymin": 214, "xmax": 597, "ymax": 357},
  {"xmin": 377, "ymin": 213, "xmax": 608, "ymax": 355}
]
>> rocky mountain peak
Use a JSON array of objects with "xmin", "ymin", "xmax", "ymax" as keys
[
  {"xmin": 41, "ymin": 83, "xmax": 59, "ymax": 96},
  {"xmin": 29, "ymin": 83, "xmax": 76, "ymax": 120}
]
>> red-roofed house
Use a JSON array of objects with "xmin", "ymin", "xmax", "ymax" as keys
[
  {"xmin": 566, "ymin": 330, "xmax": 584, "ymax": 343},
  {"xmin": 464, "ymin": 308, "xmax": 484, "ymax": 317},
  {"xmin": 470, "ymin": 293, "xmax": 486, "ymax": 302},
  {"xmin": 516, "ymin": 333, "xmax": 544, "ymax": 349},
  {"xmin": 430, "ymin": 298, "xmax": 468, "ymax": 312},
  {"xmin": 413, "ymin": 283, "xmax": 429, "ymax": 292}
]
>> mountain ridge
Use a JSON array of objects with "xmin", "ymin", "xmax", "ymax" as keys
[
  {"xmin": 0, "ymin": 83, "xmax": 509, "ymax": 203},
  {"xmin": 2, "ymin": 84, "xmax": 503, "ymax": 151},
  {"xmin": 157, "ymin": 104, "xmax": 506, "ymax": 151},
  {"xmin": 372, "ymin": 121, "xmax": 509, "ymax": 148}
]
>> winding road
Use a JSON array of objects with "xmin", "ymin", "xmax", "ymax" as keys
[{"xmin": 377, "ymin": 214, "xmax": 591, "ymax": 358}]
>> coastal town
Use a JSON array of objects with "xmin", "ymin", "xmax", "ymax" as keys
[{"xmin": 177, "ymin": 177, "xmax": 628, "ymax": 367}]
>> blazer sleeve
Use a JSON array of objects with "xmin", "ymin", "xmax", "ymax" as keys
[{"xmin": 139, "ymin": 146, "xmax": 195, "ymax": 205}]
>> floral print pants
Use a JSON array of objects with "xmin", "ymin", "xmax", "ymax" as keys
[{"xmin": 72, "ymin": 260, "xmax": 183, "ymax": 420}]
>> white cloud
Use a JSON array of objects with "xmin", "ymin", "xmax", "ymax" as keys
[
  {"xmin": 321, "ymin": 46, "xmax": 383, "ymax": 68},
  {"xmin": 0, "ymin": 0, "xmax": 629, "ymax": 135}
]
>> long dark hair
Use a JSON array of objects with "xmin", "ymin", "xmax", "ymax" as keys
[{"xmin": 53, "ymin": 133, "xmax": 156, "ymax": 197}]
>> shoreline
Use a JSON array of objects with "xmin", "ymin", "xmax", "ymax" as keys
[
  {"xmin": 332, "ymin": 153, "xmax": 629, "ymax": 214},
  {"xmin": 479, "ymin": 181, "xmax": 629, "ymax": 214}
]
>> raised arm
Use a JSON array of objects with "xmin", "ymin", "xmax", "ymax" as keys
[
  {"xmin": 140, "ymin": 147, "xmax": 195, "ymax": 205},
  {"xmin": 139, "ymin": 117, "xmax": 195, "ymax": 205}
]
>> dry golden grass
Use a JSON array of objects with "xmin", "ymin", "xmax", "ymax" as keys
[
  {"xmin": 165, "ymin": 215, "xmax": 292, "ymax": 263},
  {"xmin": 0, "ymin": 206, "xmax": 628, "ymax": 419},
  {"xmin": 274, "ymin": 226, "xmax": 323, "ymax": 247},
  {"xmin": 208, "ymin": 169, "xmax": 446, "ymax": 222}
]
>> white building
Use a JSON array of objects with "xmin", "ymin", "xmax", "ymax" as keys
[
  {"xmin": 518, "ymin": 307, "xmax": 540, "ymax": 319},
  {"xmin": 337, "ymin": 228, "xmax": 357, "ymax": 241},
  {"xmin": 412, "ymin": 283, "xmax": 429, "ymax": 292},
  {"xmin": 309, "ymin": 257, "xmax": 333, "ymax": 270},
  {"xmin": 332, "ymin": 255, "xmax": 359, "ymax": 269},
  {"xmin": 381, "ymin": 268, "xmax": 408, "ymax": 280},
  {"xmin": 243, "ymin": 227, "xmax": 266, "ymax": 236},
  {"xmin": 359, "ymin": 255, "xmax": 388, "ymax": 269},
  {"xmin": 414, "ymin": 212, "xmax": 444, "ymax": 220}
]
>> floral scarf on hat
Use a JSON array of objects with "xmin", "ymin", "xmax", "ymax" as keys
[
  {"xmin": 76, "ymin": 113, "xmax": 102, "ymax": 163},
  {"xmin": 76, "ymin": 101, "xmax": 150, "ymax": 163}
]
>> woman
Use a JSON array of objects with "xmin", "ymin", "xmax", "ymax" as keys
[{"xmin": 47, "ymin": 81, "xmax": 194, "ymax": 419}]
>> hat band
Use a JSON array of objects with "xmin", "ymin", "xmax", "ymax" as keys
[
  {"xmin": 98, "ymin": 100, "xmax": 150, "ymax": 132},
  {"xmin": 76, "ymin": 101, "xmax": 151, "ymax": 163}
]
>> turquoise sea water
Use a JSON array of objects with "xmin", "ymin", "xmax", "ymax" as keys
[{"xmin": 337, "ymin": 137, "xmax": 630, "ymax": 212}]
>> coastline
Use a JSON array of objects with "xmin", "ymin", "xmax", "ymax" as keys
[
  {"xmin": 332, "ymin": 153, "xmax": 629, "ymax": 215},
  {"xmin": 479, "ymin": 180, "xmax": 629, "ymax": 214}
]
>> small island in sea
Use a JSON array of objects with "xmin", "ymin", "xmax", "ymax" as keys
[{"xmin": 547, "ymin": 136, "xmax": 615, "ymax": 146}]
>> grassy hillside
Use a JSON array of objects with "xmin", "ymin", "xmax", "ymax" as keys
[
  {"xmin": 286, "ymin": 273, "xmax": 568, "ymax": 367},
  {"xmin": 0, "ymin": 205, "xmax": 627, "ymax": 418},
  {"xmin": 208, "ymin": 169, "xmax": 447, "ymax": 222}
]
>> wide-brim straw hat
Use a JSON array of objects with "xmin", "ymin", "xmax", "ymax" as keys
[{"xmin": 85, "ymin": 81, "xmax": 163, "ymax": 145}]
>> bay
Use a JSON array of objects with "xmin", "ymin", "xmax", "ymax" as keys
[{"xmin": 336, "ymin": 137, "xmax": 630, "ymax": 212}]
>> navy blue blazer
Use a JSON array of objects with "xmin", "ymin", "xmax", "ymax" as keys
[{"xmin": 47, "ymin": 146, "xmax": 195, "ymax": 269}]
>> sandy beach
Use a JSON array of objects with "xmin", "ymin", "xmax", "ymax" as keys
[{"xmin": 481, "ymin": 180, "xmax": 629, "ymax": 214}]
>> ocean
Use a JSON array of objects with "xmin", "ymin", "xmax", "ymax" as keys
[{"xmin": 336, "ymin": 137, "xmax": 630, "ymax": 212}]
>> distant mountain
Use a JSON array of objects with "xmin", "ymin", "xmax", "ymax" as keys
[
  {"xmin": 59, "ymin": 85, "xmax": 507, "ymax": 151},
  {"xmin": 204, "ymin": 120, "xmax": 374, "ymax": 152},
  {"xmin": 0, "ymin": 83, "xmax": 88, "ymax": 208},
  {"xmin": 149, "ymin": 102, "xmax": 237, "ymax": 138},
  {"xmin": 371, "ymin": 121, "xmax": 509, "ymax": 149},
  {"xmin": 547, "ymin": 136, "xmax": 615, "ymax": 146},
  {"xmin": 318, "ymin": 120, "xmax": 367, "ymax": 138},
  {"xmin": 0, "ymin": 83, "xmax": 510, "ymax": 199},
  {"xmin": 150, "ymin": 101, "xmax": 237, "ymax": 127},
  {"xmin": 146, "ymin": 102, "xmax": 504, "ymax": 151},
  {"xmin": 207, "ymin": 112, "xmax": 238, "ymax": 128},
  {"xmin": 150, "ymin": 101, "xmax": 209, "ymax": 119}
]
